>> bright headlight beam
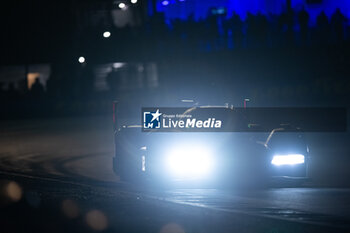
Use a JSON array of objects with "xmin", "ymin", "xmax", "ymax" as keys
[
  {"xmin": 166, "ymin": 146, "xmax": 213, "ymax": 178},
  {"xmin": 271, "ymin": 154, "xmax": 305, "ymax": 166}
]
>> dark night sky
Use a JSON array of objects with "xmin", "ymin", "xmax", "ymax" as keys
[{"xmin": 0, "ymin": 1, "xmax": 83, "ymax": 64}]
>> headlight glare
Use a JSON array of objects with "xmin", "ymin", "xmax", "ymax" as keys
[
  {"xmin": 271, "ymin": 154, "xmax": 305, "ymax": 166},
  {"xmin": 166, "ymin": 146, "xmax": 213, "ymax": 178}
]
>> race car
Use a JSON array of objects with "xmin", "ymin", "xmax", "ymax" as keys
[{"xmin": 112, "ymin": 102, "xmax": 309, "ymax": 187}]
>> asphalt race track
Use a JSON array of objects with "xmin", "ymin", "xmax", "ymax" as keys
[{"xmin": 0, "ymin": 116, "xmax": 350, "ymax": 232}]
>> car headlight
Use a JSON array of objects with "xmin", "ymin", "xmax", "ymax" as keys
[
  {"xmin": 271, "ymin": 154, "xmax": 305, "ymax": 166},
  {"xmin": 166, "ymin": 146, "xmax": 213, "ymax": 178}
]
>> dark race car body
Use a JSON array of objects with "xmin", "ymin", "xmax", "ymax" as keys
[{"xmin": 113, "ymin": 104, "xmax": 309, "ymax": 187}]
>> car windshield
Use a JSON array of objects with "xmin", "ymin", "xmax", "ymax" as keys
[{"xmin": 268, "ymin": 132, "xmax": 307, "ymax": 151}]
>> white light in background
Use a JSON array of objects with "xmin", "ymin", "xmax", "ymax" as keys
[
  {"xmin": 113, "ymin": 63, "xmax": 125, "ymax": 69},
  {"xmin": 118, "ymin": 2, "xmax": 126, "ymax": 9},
  {"xmin": 103, "ymin": 31, "xmax": 111, "ymax": 38},
  {"xmin": 131, "ymin": 0, "xmax": 138, "ymax": 4},
  {"xmin": 78, "ymin": 56, "xmax": 85, "ymax": 64}
]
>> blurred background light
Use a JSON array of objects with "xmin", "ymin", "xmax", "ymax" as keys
[
  {"xmin": 162, "ymin": 1, "xmax": 169, "ymax": 6},
  {"xmin": 62, "ymin": 199, "xmax": 80, "ymax": 219},
  {"xmin": 160, "ymin": 223, "xmax": 185, "ymax": 233},
  {"xmin": 5, "ymin": 181, "xmax": 22, "ymax": 202},
  {"xmin": 131, "ymin": 0, "xmax": 138, "ymax": 4},
  {"xmin": 118, "ymin": 2, "xmax": 126, "ymax": 9},
  {"xmin": 103, "ymin": 31, "xmax": 111, "ymax": 38},
  {"xmin": 85, "ymin": 210, "xmax": 108, "ymax": 231},
  {"xmin": 156, "ymin": 0, "xmax": 350, "ymax": 23},
  {"xmin": 78, "ymin": 56, "xmax": 85, "ymax": 64},
  {"xmin": 112, "ymin": 62, "xmax": 125, "ymax": 69},
  {"xmin": 27, "ymin": 72, "xmax": 41, "ymax": 89}
]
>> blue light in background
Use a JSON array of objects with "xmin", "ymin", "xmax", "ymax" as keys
[
  {"xmin": 162, "ymin": 0, "xmax": 170, "ymax": 6},
  {"xmin": 155, "ymin": 0, "xmax": 350, "ymax": 23},
  {"xmin": 294, "ymin": 0, "xmax": 350, "ymax": 24}
]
